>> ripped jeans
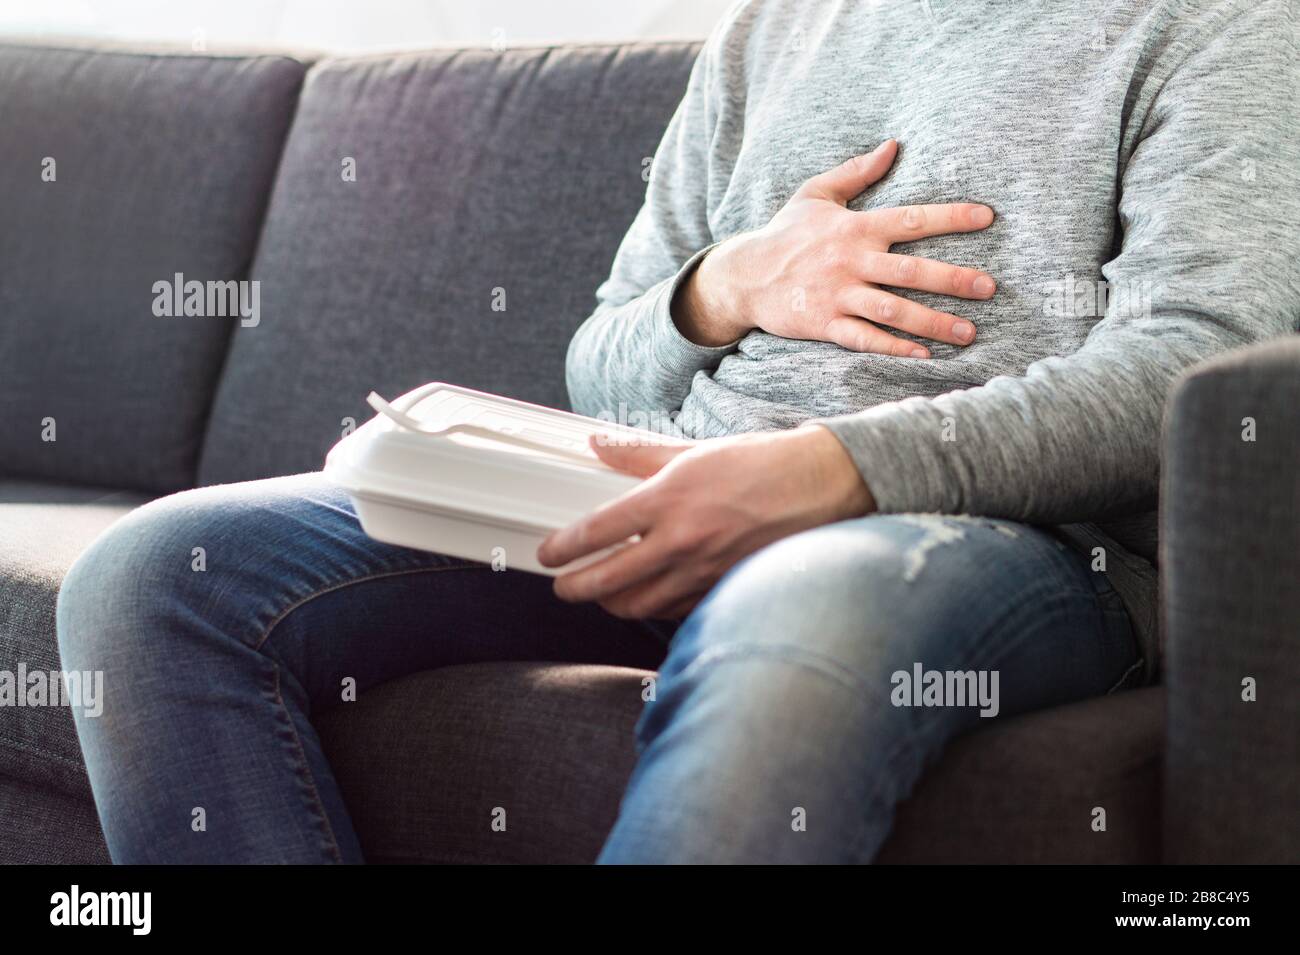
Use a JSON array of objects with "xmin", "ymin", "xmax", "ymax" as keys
[{"xmin": 56, "ymin": 473, "xmax": 1139, "ymax": 864}]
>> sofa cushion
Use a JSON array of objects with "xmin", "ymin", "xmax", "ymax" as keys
[
  {"xmin": 318, "ymin": 662, "xmax": 1164, "ymax": 864},
  {"xmin": 0, "ymin": 481, "xmax": 149, "ymax": 800},
  {"xmin": 0, "ymin": 44, "xmax": 305, "ymax": 493},
  {"xmin": 877, "ymin": 685, "xmax": 1163, "ymax": 863},
  {"xmin": 0, "ymin": 776, "xmax": 110, "ymax": 865},
  {"xmin": 318, "ymin": 662, "xmax": 645, "ymax": 864},
  {"xmin": 198, "ymin": 42, "xmax": 701, "ymax": 485}
]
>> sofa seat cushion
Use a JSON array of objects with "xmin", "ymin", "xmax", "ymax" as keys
[
  {"xmin": 198, "ymin": 42, "xmax": 702, "ymax": 485},
  {"xmin": 0, "ymin": 775, "xmax": 110, "ymax": 865},
  {"xmin": 0, "ymin": 481, "xmax": 149, "ymax": 796},
  {"xmin": 318, "ymin": 662, "xmax": 1164, "ymax": 864},
  {"xmin": 0, "ymin": 43, "xmax": 306, "ymax": 493},
  {"xmin": 878, "ymin": 685, "xmax": 1163, "ymax": 863}
]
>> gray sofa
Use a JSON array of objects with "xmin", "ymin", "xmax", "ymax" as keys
[{"xmin": 1, "ymin": 38, "xmax": 1295, "ymax": 865}]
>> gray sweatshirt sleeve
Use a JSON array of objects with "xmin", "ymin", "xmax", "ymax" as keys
[
  {"xmin": 817, "ymin": 6, "xmax": 1300, "ymax": 524},
  {"xmin": 564, "ymin": 17, "xmax": 741, "ymax": 423}
]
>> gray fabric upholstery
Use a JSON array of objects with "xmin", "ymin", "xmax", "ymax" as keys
[
  {"xmin": 317, "ymin": 663, "xmax": 1163, "ymax": 864},
  {"xmin": 317, "ymin": 663, "xmax": 646, "ymax": 864},
  {"xmin": 0, "ymin": 481, "xmax": 149, "ymax": 833},
  {"xmin": 0, "ymin": 776, "xmax": 109, "ymax": 865},
  {"xmin": 198, "ymin": 42, "xmax": 701, "ymax": 485},
  {"xmin": 0, "ymin": 44, "xmax": 305, "ymax": 493},
  {"xmin": 878, "ymin": 688, "xmax": 1163, "ymax": 864},
  {"xmin": 1161, "ymin": 336, "xmax": 1300, "ymax": 863}
]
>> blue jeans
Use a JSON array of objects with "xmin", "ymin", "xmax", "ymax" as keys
[{"xmin": 56, "ymin": 473, "xmax": 1140, "ymax": 863}]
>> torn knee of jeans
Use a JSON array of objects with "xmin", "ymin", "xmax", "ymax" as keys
[{"xmin": 896, "ymin": 514, "xmax": 1019, "ymax": 583}]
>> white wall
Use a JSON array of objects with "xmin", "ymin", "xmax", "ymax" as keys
[{"xmin": 0, "ymin": 0, "xmax": 734, "ymax": 51}]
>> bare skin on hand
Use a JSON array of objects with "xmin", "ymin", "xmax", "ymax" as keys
[{"xmin": 673, "ymin": 139, "xmax": 996, "ymax": 357}]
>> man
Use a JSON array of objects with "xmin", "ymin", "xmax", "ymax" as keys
[{"xmin": 59, "ymin": 0, "xmax": 1298, "ymax": 862}]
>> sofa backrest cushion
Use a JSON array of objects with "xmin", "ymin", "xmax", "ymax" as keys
[
  {"xmin": 197, "ymin": 42, "xmax": 700, "ymax": 485},
  {"xmin": 0, "ymin": 44, "xmax": 306, "ymax": 493}
]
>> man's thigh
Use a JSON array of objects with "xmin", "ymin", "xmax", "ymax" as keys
[
  {"xmin": 602, "ymin": 514, "xmax": 1140, "ymax": 863},
  {"xmin": 663, "ymin": 512, "xmax": 1141, "ymax": 727},
  {"xmin": 60, "ymin": 472, "xmax": 673, "ymax": 707}
]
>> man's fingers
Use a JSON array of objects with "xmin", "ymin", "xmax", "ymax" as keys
[
  {"xmin": 863, "ymin": 202, "xmax": 994, "ymax": 244},
  {"xmin": 797, "ymin": 139, "xmax": 898, "ymax": 205},
  {"xmin": 822, "ymin": 316, "xmax": 931, "ymax": 358},
  {"xmin": 590, "ymin": 435, "xmax": 692, "ymax": 478},
  {"xmin": 539, "ymin": 438, "xmax": 692, "ymax": 567},
  {"xmin": 657, "ymin": 592, "xmax": 706, "ymax": 621},
  {"xmin": 840, "ymin": 287, "xmax": 976, "ymax": 346},
  {"xmin": 538, "ymin": 493, "xmax": 653, "ymax": 568},
  {"xmin": 859, "ymin": 251, "xmax": 996, "ymax": 300},
  {"xmin": 553, "ymin": 533, "xmax": 673, "ymax": 604},
  {"xmin": 598, "ymin": 568, "xmax": 709, "ymax": 621}
]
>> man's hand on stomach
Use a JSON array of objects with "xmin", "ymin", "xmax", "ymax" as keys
[{"xmin": 673, "ymin": 138, "xmax": 997, "ymax": 358}]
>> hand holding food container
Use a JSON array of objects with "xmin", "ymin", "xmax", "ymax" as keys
[{"xmin": 324, "ymin": 383, "xmax": 666, "ymax": 575}]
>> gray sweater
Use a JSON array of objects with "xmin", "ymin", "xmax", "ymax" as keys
[{"xmin": 565, "ymin": 0, "xmax": 1300, "ymax": 677}]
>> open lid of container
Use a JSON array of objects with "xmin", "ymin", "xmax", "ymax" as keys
[{"xmin": 324, "ymin": 382, "xmax": 660, "ymax": 534}]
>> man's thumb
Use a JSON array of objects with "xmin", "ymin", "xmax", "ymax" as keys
[{"xmin": 798, "ymin": 138, "xmax": 898, "ymax": 204}]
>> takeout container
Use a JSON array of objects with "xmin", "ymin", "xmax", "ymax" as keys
[{"xmin": 324, "ymin": 382, "xmax": 659, "ymax": 575}]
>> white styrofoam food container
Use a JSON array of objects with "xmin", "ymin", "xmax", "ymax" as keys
[{"xmin": 324, "ymin": 382, "xmax": 663, "ymax": 575}]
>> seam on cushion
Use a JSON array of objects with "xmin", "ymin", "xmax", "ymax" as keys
[
  {"xmin": 312, "ymin": 39, "xmax": 701, "ymax": 72},
  {"xmin": 268, "ymin": 662, "xmax": 344, "ymax": 864},
  {"xmin": 252, "ymin": 562, "xmax": 481, "ymax": 652},
  {"xmin": 0, "ymin": 728, "xmax": 85, "ymax": 769},
  {"xmin": 191, "ymin": 59, "xmax": 310, "ymax": 466},
  {"xmin": 0, "ymin": 41, "xmax": 307, "ymax": 66},
  {"xmin": 1107, "ymin": 659, "xmax": 1145, "ymax": 695}
]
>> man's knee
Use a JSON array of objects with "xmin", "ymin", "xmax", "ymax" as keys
[
  {"xmin": 57, "ymin": 485, "xmax": 245, "ymax": 670},
  {"xmin": 641, "ymin": 521, "xmax": 910, "ymax": 745},
  {"xmin": 666, "ymin": 517, "xmax": 930, "ymax": 672},
  {"xmin": 630, "ymin": 522, "xmax": 951, "ymax": 846}
]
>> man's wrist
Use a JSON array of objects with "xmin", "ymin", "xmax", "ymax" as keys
[
  {"xmin": 797, "ymin": 424, "xmax": 876, "ymax": 520},
  {"xmin": 670, "ymin": 241, "xmax": 751, "ymax": 347}
]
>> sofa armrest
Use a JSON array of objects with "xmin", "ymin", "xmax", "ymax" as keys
[{"xmin": 1160, "ymin": 335, "xmax": 1300, "ymax": 863}]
